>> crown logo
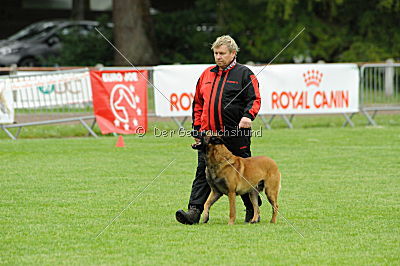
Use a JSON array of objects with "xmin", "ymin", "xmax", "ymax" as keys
[{"xmin": 303, "ymin": 69, "xmax": 323, "ymax": 87}]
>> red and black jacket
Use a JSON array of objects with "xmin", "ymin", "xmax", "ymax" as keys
[{"xmin": 192, "ymin": 62, "xmax": 261, "ymax": 132}]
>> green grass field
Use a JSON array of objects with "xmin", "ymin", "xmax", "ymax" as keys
[{"xmin": 1, "ymin": 119, "xmax": 400, "ymax": 264}]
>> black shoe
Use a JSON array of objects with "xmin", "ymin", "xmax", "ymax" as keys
[
  {"xmin": 175, "ymin": 206, "xmax": 201, "ymax": 225},
  {"xmin": 244, "ymin": 209, "xmax": 260, "ymax": 223}
]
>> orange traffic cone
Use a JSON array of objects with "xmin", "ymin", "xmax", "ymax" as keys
[{"xmin": 115, "ymin": 135, "xmax": 125, "ymax": 147}]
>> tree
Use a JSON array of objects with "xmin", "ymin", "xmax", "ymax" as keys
[
  {"xmin": 71, "ymin": 0, "xmax": 89, "ymax": 20},
  {"xmin": 113, "ymin": 0, "xmax": 158, "ymax": 65}
]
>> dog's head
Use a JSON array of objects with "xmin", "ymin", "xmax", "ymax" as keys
[
  {"xmin": 191, "ymin": 130, "xmax": 224, "ymax": 151},
  {"xmin": 205, "ymin": 135, "xmax": 224, "ymax": 145}
]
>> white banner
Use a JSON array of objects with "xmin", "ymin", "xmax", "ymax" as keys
[
  {"xmin": 253, "ymin": 64, "xmax": 359, "ymax": 114},
  {"xmin": 153, "ymin": 64, "xmax": 212, "ymax": 117},
  {"xmin": 153, "ymin": 64, "xmax": 359, "ymax": 117},
  {"xmin": 0, "ymin": 79, "xmax": 14, "ymax": 123},
  {"xmin": 10, "ymin": 69, "xmax": 92, "ymax": 109}
]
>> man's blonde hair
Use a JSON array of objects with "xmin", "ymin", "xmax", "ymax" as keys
[{"xmin": 211, "ymin": 35, "xmax": 240, "ymax": 53}]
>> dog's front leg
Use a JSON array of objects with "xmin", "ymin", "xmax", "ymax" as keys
[
  {"xmin": 203, "ymin": 190, "xmax": 222, "ymax": 223},
  {"xmin": 228, "ymin": 191, "xmax": 236, "ymax": 225}
]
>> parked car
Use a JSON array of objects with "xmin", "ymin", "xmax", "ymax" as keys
[{"xmin": 0, "ymin": 20, "xmax": 109, "ymax": 67}]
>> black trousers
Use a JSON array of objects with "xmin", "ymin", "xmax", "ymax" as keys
[{"xmin": 188, "ymin": 134, "xmax": 261, "ymax": 212}]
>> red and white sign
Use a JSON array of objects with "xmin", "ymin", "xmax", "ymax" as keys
[
  {"xmin": 90, "ymin": 70, "xmax": 148, "ymax": 134},
  {"xmin": 153, "ymin": 64, "xmax": 359, "ymax": 116},
  {"xmin": 153, "ymin": 64, "xmax": 212, "ymax": 117},
  {"xmin": 257, "ymin": 64, "xmax": 359, "ymax": 114}
]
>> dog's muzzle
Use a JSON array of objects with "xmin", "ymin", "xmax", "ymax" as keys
[{"xmin": 191, "ymin": 130, "xmax": 206, "ymax": 150}]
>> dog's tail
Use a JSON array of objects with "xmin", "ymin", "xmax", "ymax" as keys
[
  {"xmin": 278, "ymin": 172, "xmax": 282, "ymax": 193},
  {"xmin": 279, "ymin": 173, "xmax": 282, "ymax": 191}
]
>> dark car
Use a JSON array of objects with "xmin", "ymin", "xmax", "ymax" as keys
[{"xmin": 0, "ymin": 20, "xmax": 106, "ymax": 67}]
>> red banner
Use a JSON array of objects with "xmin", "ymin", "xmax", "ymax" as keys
[{"xmin": 90, "ymin": 70, "xmax": 147, "ymax": 134}]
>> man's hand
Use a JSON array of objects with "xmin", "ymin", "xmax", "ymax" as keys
[
  {"xmin": 239, "ymin": 117, "xmax": 252, "ymax": 128},
  {"xmin": 191, "ymin": 138, "xmax": 202, "ymax": 149}
]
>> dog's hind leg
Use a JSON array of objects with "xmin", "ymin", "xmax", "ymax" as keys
[
  {"xmin": 203, "ymin": 190, "xmax": 222, "ymax": 223},
  {"xmin": 249, "ymin": 189, "xmax": 260, "ymax": 224},
  {"xmin": 265, "ymin": 173, "xmax": 281, "ymax": 224}
]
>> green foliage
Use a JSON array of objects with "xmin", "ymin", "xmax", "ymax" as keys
[
  {"xmin": 153, "ymin": 2, "xmax": 219, "ymax": 64},
  {"xmin": 340, "ymin": 42, "xmax": 390, "ymax": 62},
  {"xmin": 154, "ymin": 0, "xmax": 400, "ymax": 64},
  {"xmin": 213, "ymin": 0, "xmax": 399, "ymax": 63}
]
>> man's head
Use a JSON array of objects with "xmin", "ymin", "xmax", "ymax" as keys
[{"xmin": 211, "ymin": 35, "xmax": 239, "ymax": 70}]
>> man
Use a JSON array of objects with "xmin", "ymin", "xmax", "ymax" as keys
[{"xmin": 175, "ymin": 35, "xmax": 261, "ymax": 225}]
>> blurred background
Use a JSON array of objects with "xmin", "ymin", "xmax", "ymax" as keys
[{"xmin": 1, "ymin": 0, "xmax": 399, "ymax": 67}]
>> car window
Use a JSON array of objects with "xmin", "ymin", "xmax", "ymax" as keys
[
  {"xmin": 59, "ymin": 25, "xmax": 92, "ymax": 36},
  {"xmin": 8, "ymin": 22, "xmax": 57, "ymax": 41}
]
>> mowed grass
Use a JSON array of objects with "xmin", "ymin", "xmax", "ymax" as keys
[{"xmin": 1, "ymin": 126, "xmax": 400, "ymax": 264}]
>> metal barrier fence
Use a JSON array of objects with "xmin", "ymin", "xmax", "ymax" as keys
[
  {"xmin": 1, "ymin": 68, "xmax": 97, "ymax": 139},
  {"xmin": 1, "ymin": 63, "xmax": 400, "ymax": 139},
  {"xmin": 12, "ymin": 68, "xmax": 93, "ymax": 112},
  {"xmin": 360, "ymin": 62, "xmax": 400, "ymax": 125},
  {"xmin": 0, "ymin": 67, "xmax": 159, "ymax": 140}
]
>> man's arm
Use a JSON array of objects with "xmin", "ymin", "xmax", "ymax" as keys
[{"xmin": 242, "ymin": 70, "xmax": 261, "ymax": 124}]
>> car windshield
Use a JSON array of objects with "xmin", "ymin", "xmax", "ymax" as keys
[{"xmin": 8, "ymin": 22, "xmax": 57, "ymax": 41}]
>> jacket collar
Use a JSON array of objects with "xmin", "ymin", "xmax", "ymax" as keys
[
  {"xmin": 224, "ymin": 58, "xmax": 237, "ymax": 71},
  {"xmin": 210, "ymin": 58, "xmax": 237, "ymax": 73}
]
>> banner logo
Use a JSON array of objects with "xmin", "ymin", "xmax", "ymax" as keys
[
  {"xmin": 110, "ymin": 84, "xmax": 141, "ymax": 131},
  {"xmin": 303, "ymin": 69, "xmax": 323, "ymax": 87}
]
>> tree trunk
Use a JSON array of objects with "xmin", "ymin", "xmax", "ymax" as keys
[
  {"xmin": 113, "ymin": 0, "xmax": 158, "ymax": 66},
  {"xmin": 71, "ymin": 0, "xmax": 89, "ymax": 20}
]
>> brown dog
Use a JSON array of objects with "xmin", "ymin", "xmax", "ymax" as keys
[{"xmin": 193, "ymin": 135, "xmax": 281, "ymax": 225}]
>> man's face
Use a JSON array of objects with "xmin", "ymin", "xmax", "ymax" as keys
[{"xmin": 213, "ymin": 45, "xmax": 236, "ymax": 69}]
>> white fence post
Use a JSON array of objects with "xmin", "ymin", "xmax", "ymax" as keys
[{"xmin": 385, "ymin": 58, "xmax": 394, "ymax": 97}]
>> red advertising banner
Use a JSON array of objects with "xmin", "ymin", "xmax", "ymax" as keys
[{"xmin": 90, "ymin": 70, "xmax": 148, "ymax": 134}]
